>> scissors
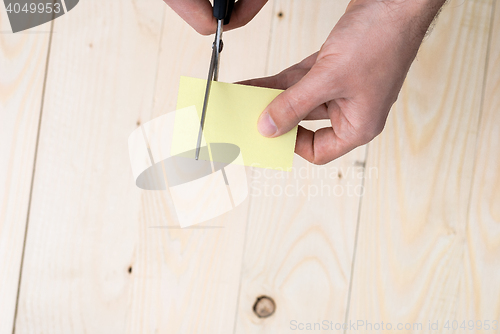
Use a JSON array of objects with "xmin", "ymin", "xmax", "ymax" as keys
[{"xmin": 195, "ymin": 0, "xmax": 236, "ymax": 160}]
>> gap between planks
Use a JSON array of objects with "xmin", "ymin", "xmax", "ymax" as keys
[
  {"xmin": 463, "ymin": 0, "xmax": 497, "ymax": 233},
  {"xmin": 231, "ymin": 1, "xmax": 280, "ymax": 332},
  {"xmin": 11, "ymin": 18, "xmax": 56, "ymax": 334},
  {"xmin": 343, "ymin": 145, "xmax": 370, "ymax": 334}
]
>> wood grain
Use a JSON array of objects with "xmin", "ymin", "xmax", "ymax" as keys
[
  {"xmin": 347, "ymin": 0, "xmax": 494, "ymax": 332},
  {"xmin": 13, "ymin": 0, "xmax": 164, "ymax": 332},
  {"xmin": 4, "ymin": 0, "xmax": 499, "ymax": 333},
  {"xmin": 0, "ymin": 10, "xmax": 51, "ymax": 334},
  {"xmin": 459, "ymin": 2, "xmax": 500, "ymax": 331},
  {"xmin": 233, "ymin": 1, "xmax": 367, "ymax": 333},
  {"xmin": 122, "ymin": 3, "xmax": 275, "ymax": 334}
]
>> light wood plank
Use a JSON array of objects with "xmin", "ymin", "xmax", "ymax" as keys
[
  {"xmin": 347, "ymin": 0, "xmax": 494, "ymax": 331},
  {"xmin": 459, "ymin": 2, "xmax": 500, "ymax": 330},
  {"xmin": 14, "ymin": 0, "xmax": 164, "ymax": 332},
  {"xmin": 234, "ymin": 1, "xmax": 367, "ymax": 332},
  {"xmin": 123, "ymin": 4, "xmax": 275, "ymax": 333},
  {"xmin": 0, "ymin": 11, "xmax": 51, "ymax": 334}
]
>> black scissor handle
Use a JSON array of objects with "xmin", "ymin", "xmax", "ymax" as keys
[{"xmin": 213, "ymin": 0, "xmax": 236, "ymax": 25}]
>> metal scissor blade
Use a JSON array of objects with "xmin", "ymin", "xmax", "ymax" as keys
[
  {"xmin": 195, "ymin": 46, "xmax": 216, "ymax": 160},
  {"xmin": 195, "ymin": 20, "xmax": 223, "ymax": 160}
]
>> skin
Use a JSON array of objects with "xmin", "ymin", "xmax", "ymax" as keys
[
  {"xmin": 164, "ymin": 0, "xmax": 447, "ymax": 164},
  {"xmin": 163, "ymin": 0, "xmax": 269, "ymax": 35}
]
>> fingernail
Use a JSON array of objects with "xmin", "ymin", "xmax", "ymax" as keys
[{"xmin": 258, "ymin": 111, "xmax": 277, "ymax": 137}]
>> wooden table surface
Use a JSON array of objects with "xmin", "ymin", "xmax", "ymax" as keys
[{"xmin": 0, "ymin": 0, "xmax": 499, "ymax": 333}]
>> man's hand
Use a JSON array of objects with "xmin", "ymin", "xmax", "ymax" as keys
[
  {"xmin": 242, "ymin": 0, "xmax": 446, "ymax": 165},
  {"xmin": 163, "ymin": 0, "xmax": 268, "ymax": 35}
]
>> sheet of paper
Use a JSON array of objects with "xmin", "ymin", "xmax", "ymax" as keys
[{"xmin": 173, "ymin": 76, "xmax": 298, "ymax": 171}]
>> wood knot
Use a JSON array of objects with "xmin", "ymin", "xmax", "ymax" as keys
[
  {"xmin": 253, "ymin": 295, "xmax": 276, "ymax": 318},
  {"xmin": 354, "ymin": 160, "xmax": 366, "ymax": 168},
  {"xmin": 277, "ymin": 12, "xmax": 283, "ymax": 18}
]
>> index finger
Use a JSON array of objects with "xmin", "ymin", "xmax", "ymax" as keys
[
  {"xmin": 164, "ymin": 0, "xmax": 268, "ymax": 35},
  {"xmin": 225, "ymin": 0, "xmax": 268, "ymax": 31},
  {"xmin": 163, "ymin": 0, "xmax": 216, "ymax": 35}
]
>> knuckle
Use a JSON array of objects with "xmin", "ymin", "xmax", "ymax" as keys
[
  {"xmin": 283, "ymin": 95, "xmax": 303, "ymax": 125},
  {"xmin": 357, "ymin": 122, "xmax": 385, "ymax": 144},
  {"xmin": 194, "ymin": 25, "xmax": 215, "ymax": 36},
  {"xmin": 197, "ymin": 29, "xmax": 213, "ymax": 36},
  {"xmin": 313, "ymin": 156, "xmax": 331, "ymax": 166}
]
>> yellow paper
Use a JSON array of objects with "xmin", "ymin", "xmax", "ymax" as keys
[{"xmin": 173, "ymin": 76, "xmax": 297, "ymax": 171}]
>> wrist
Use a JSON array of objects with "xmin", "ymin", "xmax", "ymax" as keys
[
  {"xmin": 347, "ymin": 0, "xmax": 446, "ymax": 40},
  {"xmin": 350, "ymin": 0, "xmax": 446, "ymax": 12},
  {"xmin": 387, "ymin": 0, "xmax": 447, "ymax": 24}
]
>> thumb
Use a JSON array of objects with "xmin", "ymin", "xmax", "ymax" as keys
[{"xmin": 257, "ymin": 64, "xmax": 334, "ymax": 138}]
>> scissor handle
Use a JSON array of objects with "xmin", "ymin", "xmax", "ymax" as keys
[{"xmin": 213, "ymin": 0, "xmax": 235, "ymax": 25}]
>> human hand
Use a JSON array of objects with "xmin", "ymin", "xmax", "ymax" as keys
[
  {"xmin": 163, "ymin": 0, "xmax": 268, "ymax": 35},
  {"xmin": 241, "ymin": 0, "xmax": 446, "ymax": 165}
]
